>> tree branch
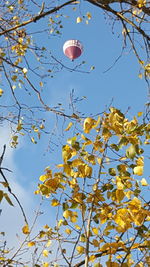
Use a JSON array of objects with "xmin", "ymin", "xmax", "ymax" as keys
[
  {"xmin": 74, "ymin": 245, "xmax": 149, "ymax": 267},
  {"xmin": 86, "ymin": 0, "xmax": 150, "ymax": 43},
  {"xmin": 0, "ymin": 0, "xmax": 78, "ymax": 36},
  {"xmin": 0, "ymin": 145, "xmax": 28, "ymax": 225}
]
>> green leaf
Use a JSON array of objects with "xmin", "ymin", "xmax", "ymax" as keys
[
  {"xmin": 93, "ymin": 215, "xmax": 99, "ymax": 224},
  {"xmin": 109, "ymin": 168, "xmax": 116, "ymax": 176},
  {"xmin": 63, "ymin": 202, "xmax": 69, "ymax": 211},
  {"xmin": 70, "ymin": 202, "xmax": 78, "ymax": 209},
  {"xmin": 126, "ymin": 144, "xmax": 136, "ymax": 159},
  {"xmin": 118, "ymin": 137, "xmax": 128, "ymax": 149}
]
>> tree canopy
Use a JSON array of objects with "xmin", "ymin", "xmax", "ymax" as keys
[{"xmin": 0, "ymin": 1, "xmax": 150, "ymax": 267}]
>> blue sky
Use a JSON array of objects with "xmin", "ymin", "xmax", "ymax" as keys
[{"xmin": 0, "ymin": 0, "xmax": 149, "ymax": 264}]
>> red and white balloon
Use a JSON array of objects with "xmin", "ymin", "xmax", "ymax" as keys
[{"xmin": 63, "ymin": 40, "xmax": 83, "ymax": 60}]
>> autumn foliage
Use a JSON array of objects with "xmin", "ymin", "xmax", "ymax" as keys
[
  {"xmin": 33, "ymin": 108, "xmax": 149, "ymax": 266},
  {"xmin": 0, "ymin": 0, "xmax": 150, "ymax": 266}
]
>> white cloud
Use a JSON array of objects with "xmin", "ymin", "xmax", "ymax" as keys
[{"xmin": 0, "ymin": 124, "xmax": 40, "ymax": 252}]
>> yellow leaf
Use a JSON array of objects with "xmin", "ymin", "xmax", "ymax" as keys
[
  {"xmin": 62, "ymin": 144, "xmax": 75, "ymax": 163},
  {"xmin": 145, "ymin": 64, "xmax": 150, "ymax": 77},
  {"xmin": 94, "ymin": 263, "xmax": 103, "ymax": 267},
  {"xmin": 72, "ymin": 158, "xmax": 84, "ymax": 167},
  {"xmin": 85, "ymin": 154, "xmax": 96, "ymax": 165},
  {"xmin": 51, "ymin": 199, "xmax": 60, "ymax": 206},
  {"xmin": 75, "ymin": 224, "xmax": 81, "ymax": 230},
  {"xmin": 58, "ymin": 219, "xmax": 64, "ymax": 227},
  {"xmin": 124, "ymin": 190, "xmax": 132, "ymax": 199},
  {"xmin": 141, "ymin": 178, "xmax": 148, "ymax": 186},
  {"xmin": 89, "ymin": 254, "xmax": 96, "ymax": 262},
  {"xmin": 80, "ymin": 234, "xmax": 86, "ymax": 242},
  {"xmin": 92, "ymin": 227, "xmax": 99, "ymax": 235},
  {"xmin": 114, "ymin": 209, "xmax": 131, "ymax": 230},
  {"xmin": 0, "ymin": 89, "xmax": 3, "ymax": 96},
  {"xmin": 83, "ymin": 117, "xmax": 96, "ymax": 133},
  {"xmin": 116, "ymin": 189, "xmax": 125, "ymax": 202},
  {"xmin": 43, "ymin": 263, "xmax": 49, "ymax": 267},
  {"xmin": 128, "ymin": 197, "xmax": 141, "ymax": 212},
  {"xmin": 22, "ymin": 67, "xmax": 28, "ymax": 74},
  {"xmin": 71, "ymin": 214, "xmax": 78, "ymax": 223},
  {"xmin": 39, "ymin": 174, "xmax": 47, "ymax": 182},
  {"xmin": 45, "ymin": 178, "xmax": 59, "ymax": 192},
  {"xmin": 136, "ymin": 157, "xmax": 144, "ymax": 166},
  {"xmin": 73, "ymin": 193, "xmax": 85, "ymax": 204},
  {"xmin": 76, "ymin": 246, "xmax": 85, "ymax": 254},
  {"xmin": 100, "ymin": 243, "xmax": 110, "ymax": 251},
  {"xmin": 76, "ymin": 16, "xmax": 82, "ymax": 23},
  {"xmin": 22, "ymin": 224, "xmax": 30, "ymax": 235},
  {"xmin": 139, "ymin": 60, "xmax": 144, "ymax": 65},
  {"xmin": 40, "ymin": 81, "xmax": 43, "ymax": 87},
  {"xmin": 137, "ymin": 111, "xmax": 143, "ymax": 117},
  {"xmin": 97, "ymin": 157, "xmax": 102, "ymax": 165},
  {"xmin": 134, "ymin": 166, "xmax": 143, "ymax": 176},
  {"xmin": 138, "ymin": 0, "xmax": 146, "ymax": 7},
  {"xmin": 46, "ymin": 240, "xmax": 52, "ymax": 247},
  {"xmin": 106, "ymin": 262, "xmax": 119, "ymax": 267},
  {"xmin": 116, "ymin": 181, "xmax": 124, "ymax": 190},
  {"xmin": 40, "ymin": 124, "xmax": 45, "ymax": 129},
  {"xmin": 65, "ymin": 228, "xmax": 71, "ymax": 235},
  {"xmin": 28, "ymin": 241, "xmax": 35, "ymax": 247},
  {"xmin": 86, "ymin": 12, "xmax": 92, "ymax": 20},
  {"xmin": 65, "ymin": 122, "xmax": 73, "ymax": 131},
  {"xmin": 17, "ymin": 121, "xmax": 23, "ymax": 131},
  {"xmin": 92, "ymin": 239, "xmax": 99, "ymax": 247},
  {"xmin": 85, "ymin": 165, "xmax": 92, "ymax": 177},
  {"xmin": 138, "ymin": 73, "xmax": 143, "ymax": 79},
  {"xmin": 63, "ymin": 210, "xmax": 70, "ymax": 219},
  {"xmin": 31, "ymin": 137, "xmax": 37, "ymax": 144},
  {"xmin": 133, "ymin": 211, "xmax": 145, "ymax": 226},
  {"xmin": 42, "ymin": 249, "xmax": 49, "ymax": 257}
]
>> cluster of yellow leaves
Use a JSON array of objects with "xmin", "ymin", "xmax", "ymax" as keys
[
  {"xmin": 83, "ymin": 116, "xmax": 100, "ymax": 134},
  {"xmin": 63, "ymin": 210, "xmax": 78, "ymax": 223},
  {"xmin": 98, "ymin": 205, "xmax": 113, "ymax": 224},
  {"xmin": 100, "ymin": 241, "xmax": 127, "ymax": 254},
  {"xmin": 11, "ymin": 37, "xmax": 30, "ymax": 56},
  {"xmin": 63, "ymin": 160, "xmax": 92, "ymax": 179},
  {"xmin": 76, "ymin": 12, "xmax": 92, "ymax": 24},
  {"xmin": 134, "ymin": 157, "xmax": 144, "ymax": 176},
  {"xmin": 114, "ymin": 197, "xmax": 150, "ymax": 232},
  {"xmin": 35, "ymin": 108, "xmax": 150, "ymax": 265},
  {"xmin": 36, "ymin": 168, "xmax": 65, "ymax": 196},
  {"xmin": 137, "ymin": 0, "xmax": 146, "ymax": 8},
  {"xmin": 62, "ymin": 144, "xmax": 77, "ymax": 163}
]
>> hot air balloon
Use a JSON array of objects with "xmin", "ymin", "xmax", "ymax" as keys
[{"xmin": 63, "ymin": 40, "xmax": 83, "ymax": 61}]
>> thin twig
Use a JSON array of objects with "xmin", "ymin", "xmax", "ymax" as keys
[
  {"xmin": 0, "ymin": 0, "xmax": 78, "ymax": 36},
  {"xmin": 0, "ymin": 145, "xmax": 28, "ymax": 225}
]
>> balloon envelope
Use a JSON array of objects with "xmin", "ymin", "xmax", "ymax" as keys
[{"xmin": 63, "ymin": 40, "xmax": 83, "ymax": 60}]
